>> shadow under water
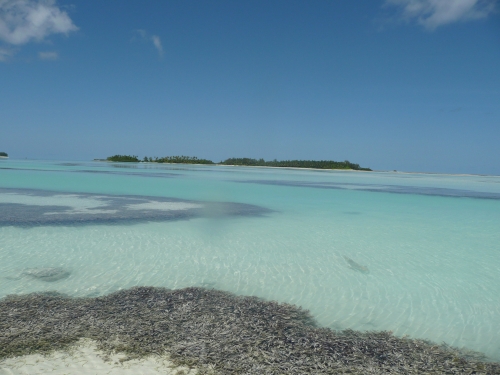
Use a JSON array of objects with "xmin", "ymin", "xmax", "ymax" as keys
[
  {"xmin": 5, "ymin": 267, "xmax": 71, "ymax": 282},
  {"xmin": 1, "ymin": 287, "xmax": 498, "ymax": 374},
  {"xmin": 343, "ymin": 256, "xmax": 370, "ymax": 274}
]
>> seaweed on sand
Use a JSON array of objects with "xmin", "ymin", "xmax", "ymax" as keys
[{"xmin": 1, "ymin": 287, "xmax": 498, "ymax": 374}]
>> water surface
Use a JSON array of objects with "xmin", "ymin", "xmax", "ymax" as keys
[{"xmin": 1, "ymin": 159, "xmax": 499, "ymax": 360}]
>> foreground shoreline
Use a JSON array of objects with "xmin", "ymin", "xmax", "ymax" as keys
[
  {"xmin": 0, "ymin": 339, "xmax": 197, "ymax": 375},
  {"xmin": 1, "ymin": 286, "xmax": 498, "ymax": 374}
]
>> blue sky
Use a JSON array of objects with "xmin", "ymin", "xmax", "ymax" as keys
[{"xmin": 1, "ymin": 0, "xmax": 499, "ymax": 174}]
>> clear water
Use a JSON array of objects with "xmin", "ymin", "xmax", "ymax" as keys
[{"xmin": 1, "ymin": 160, "xmax": 499, "ymax": 360}]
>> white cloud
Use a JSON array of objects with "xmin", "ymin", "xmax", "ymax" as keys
[
  {"xmin": 385, "ymin": 0, "xmax": 497, "ymax": 29},
  {"xmin": 0, "ymin": 0, "xmax": 78, "ymax": 45},
  {"xmin": 151, "ymin": 35, "xmax": 163, "ymax": 56},
  {"xmin": 38, "ymin": 50, "xmax": 57, "ymax": 59},
  {"xmin": 133, "ymin": 29, "xmax": 163, "ymax": 58}
]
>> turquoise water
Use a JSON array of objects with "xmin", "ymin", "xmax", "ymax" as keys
[{"xmin": 1, "ymin": 160, "xmax": 499, "ymax": 360}]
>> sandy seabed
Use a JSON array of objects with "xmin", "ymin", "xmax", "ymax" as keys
[{"xmin": 0, "ymin": 339, "xmax": 198, "ymax": 375}]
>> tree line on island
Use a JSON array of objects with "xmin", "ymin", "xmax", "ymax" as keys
[
  {"xmin": 105, "ymin": 155, "xmax": 371, "ymax": 171},
  {"xmin": 0, "ymin": 152, "xmax": 8, "ymax": 157},
  {"xmin": 106, "ymin": 155, "xmax": 214, "ymax": 164},
  {"xmin": 221, "ymin": 158, "xmax": 370, "ymax": 170}
]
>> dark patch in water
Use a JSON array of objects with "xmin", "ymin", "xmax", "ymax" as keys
[
  {"xmin": 236, "ymin": 180, "xmax": 500, "ymax": 200},
  {"xmin": 0, "ymin": 287, "xmax": 497, "ymax": 374},
  {"xmin": 21, "ymin": 267, "xmax": 71, "ymax": 282},
  {"xmin": 0, "ymin": 166, "xmax": 179, "ymax": 178},
  {"xmin": 0, "ymin": 167, "xmax": 41, "ymax": 172},
  {"xmin": 58, "ymin": 163, "xmax": 82, "ymax": 166},
  {"xmin": 343, "ymin": 256, "xmax": 370, "ymax": 274},
  {"xmin": 110, "ymin": 164, "xmax": 138, "ymax": 169},
  {"xmin": 77, "ymin": 169, "xmax": 180, "ymax": 178},
  {"xmin": 0, "ymin": 188, "xmax": 272, "ymax": 228}
]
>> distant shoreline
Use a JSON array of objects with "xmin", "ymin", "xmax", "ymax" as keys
[
  {"xmin": 102, "ymin": 155, "xmax": 372, "ymax": 171},
  {"xmin": 93, "ymin": 159, "xmax": 500, "ymax": 177},
  {"xmin": 95, "ymin": 159, "xmax": 371, "ymax": 172},
  {"xmin": 214, "ymin": 163, "xmax": 371, "ymax": 172}
]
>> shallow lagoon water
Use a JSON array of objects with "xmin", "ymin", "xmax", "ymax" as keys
[{"xmin": 1, "ymin": 160, "xmax": 499, "ymax": 360}]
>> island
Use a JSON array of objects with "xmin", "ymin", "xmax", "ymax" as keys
[
  {"xmin": 104, "ymin": 155, "xmax": 371, "ymax": 171},
  {"xmin": 219, "ymin": 158, "xmax": 371, "ymax": 171},
  {"xmin": 0, "ymin": 152, "xmax": 8, "ymax": 159},
  {"xmin": 106, "ymin": 155, "xmax": 214, "ymax": 164},
  {"xmin": 105, "ymin": 155, "xmax": 141, "ymax": 162}
]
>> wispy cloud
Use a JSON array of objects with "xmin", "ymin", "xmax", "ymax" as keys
[
  {"xmin": 133, "ymin": 29, "xmax": 163, "ymax": 58},
  {"xmin": 385, "ymin": 0, "xmax": 497, "ymax": 30},
  {"xmin": 38, "ymin": 50, "xmax": 58, "ymax": 60},
  {"xmin": 135, "ymin": 29, "xmax": 147, "ymax": 39},
  {"xmin": 0, "ymin": 46, "xmax": 13, "ymax": 60},
  {"xmin": 0, "ymin": 0, "xmax": 78, "ymax": 45},
  {"xmin": 151, "ymin": 35, "xmax": 163, "ymax": 56}
]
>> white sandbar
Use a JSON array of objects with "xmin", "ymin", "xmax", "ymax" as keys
[{"xmin": 126, "ymin": 201, "xmax": 202, "ymax": 211}]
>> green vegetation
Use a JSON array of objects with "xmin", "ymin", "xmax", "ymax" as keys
[
  {"xmin": 150, "ymin": 156, "xmax": 214, "ymax": 164},
  {"xmin": 220, "ymin": 158, "xmax": 371, "ymax": 171},
  {"xmin": 106, "ymin": 155, "xmax": 213, "ymax": 164},
  {"xmin": 0, "ymin": 152, "xmax": 8, "ymax": 157},
  {"xmin": 106, "ymin": 155, "xmax": 140, "ymax": 162},
  {"xmin": 105, "ymin": 154, "xmax": 371, "ymax": 170}
]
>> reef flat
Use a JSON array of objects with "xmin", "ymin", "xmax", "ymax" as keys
[
  {"xmin": 1, "ymin": 287, "xmax": 498, "ymax": 375},
  {"xmin": 0, "ymin": 188, "xmax": 272, "ymax": 227}
]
